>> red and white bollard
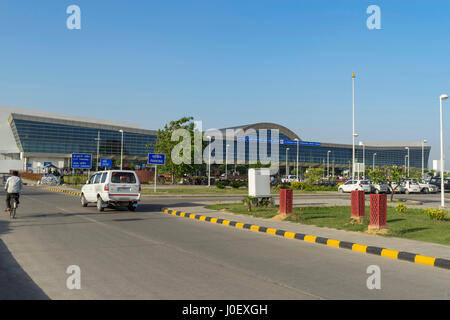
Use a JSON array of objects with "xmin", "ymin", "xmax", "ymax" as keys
[
  {"xmin": 351, "ymin": 190, "xmax": 365, "ymax": 221},
  {"xmin": 369, "ymin": 194, "xmax": 387, "ymax": 230},
  {"xmin": 279, "ymin": 189, "xmax": 293, "ymax": 215}
]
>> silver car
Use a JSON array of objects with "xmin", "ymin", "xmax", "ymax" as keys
[{"xmin": 370, "ymin": 182, "xmax": 389, "ymax": 194}]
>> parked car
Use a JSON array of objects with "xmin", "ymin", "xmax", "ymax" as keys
[
  {"xmin": 338, "ymin": 180, "xmax": 371, "ymax": 193},
  {"xmin": 417, "ymin": 180, "xmax": 438, "ymax": 194},
  {"xmin": 281, "ymin": 175, "xmax": 298, "ymax": 183},
  {"xmin": 388, "ymin": 182, "xmax": 406, "ymax": 194},
  {"xmin": 370, "ymin": 181, "xmax": 389, "ymax": 194},
  {"xmin": 401, "ymin": 180, "xmax": 421, "ymax": 194},
  {"xmin": 81, "ymin": 170, "xmax": 141, "ymax": 212},
  {"xmin": 428, "ymin": 176, "xmax": 450, "ymax": 192}
]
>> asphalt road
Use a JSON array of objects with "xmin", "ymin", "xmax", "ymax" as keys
[{"xmin": 0, "ymin": 186, "xmax": 449, "ymax": 299}]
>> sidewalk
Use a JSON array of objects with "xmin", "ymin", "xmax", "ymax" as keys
[{"xmin": 165, "ymin": 205, "xmax": 450, "ymax": 261}]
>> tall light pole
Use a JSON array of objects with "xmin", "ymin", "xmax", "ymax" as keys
[
  {"xmin": 352, "ymin": 72, "xmax": 356, "ymax": 181},
  {"xmin": 95, "ymin": 131, "xmax": 101, "ymax": 171},
  {"xmin": 404, "ymin": 155, "xmax": 408, "ymax": 176},
  {"xmin": 207, "ymin": 136, "xmax": 211, "ymax": 187},
  {"xmin": 359, "ymin": 141, "xmax": 365, "ymax": 179},
  {"xmin": 405, "ymin": 147, "xmax": 410, "ymax": 178},
  {"xmin": 119, "ymin": 129, "xmax": 124, "ymax": 170},
  {"xmin": 440, "ymin": 94, "xmax": 448, "ymax": 207},
  {"xmin": 422, "ymin": 139, "xmax": 427, "ymax": 179},
  {"xmin": 285, "ymin": 148, "xmax": 290, "ymax": 176},
  {"xmin": 327, "ymin": 150, "xmax": 331, "ymax": 179},
  {"xmin": 373, "ymin": 153, "xmax": 376, "ymax": 171},
  {"xmin": 225, "ymin": 144, "xmax": 230, "ymax": 179},
  {"xmin": 295, "ymin": 138, "xmax": 299, "ymax": 181}
]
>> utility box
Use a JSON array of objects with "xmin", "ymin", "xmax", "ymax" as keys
[{"xmin": 248, "ymin": 168, "xmax": 271, "ymax": 197}]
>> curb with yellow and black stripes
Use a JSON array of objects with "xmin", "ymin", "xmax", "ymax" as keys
[
  {"xmin": 161, "ymin": 208, "xmax": 450, "ymax": 271},
  {"xmin": 46, "ymin": 187, "xmax": 82, "ymax": 197}
]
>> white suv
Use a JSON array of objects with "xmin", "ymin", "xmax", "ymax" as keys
[{"xmin": 81, "ymin": 170, "xmax": 141, "ymax": 212}]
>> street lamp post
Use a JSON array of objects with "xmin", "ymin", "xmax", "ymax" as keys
[
  {"xmin": 327, "ymin": 150, "xmax": 331, "ymax": 179},
  {"xmin": 359, "ymin": 141, "xmax": 365, "ymax": 179},
  {"xmin": 373, "ymin": 153, "xmax": 376, "ymax": 171},
  {"xmin": 295, "ymin": 138, "xmax": 299, "ymax": 181},
  {"xmin": 286, "ymin": 148, "xmax": 290, "ymax": 176},
  {"xmin": 404, "ymin": 155, "xmax": 408, "ymax": 176},
  {"xmin": 225, "ymin": 144, "xmax": 230, "ymax": 179},
  {"xmin": 207, "ymin": 136, "xmax": 211, "ymax": 187},
  {"xmin": 440, "ymin": 94, "xmax": 448, "ymax": 207},
  {"xmin": 95, "ymin": 131, "xmax": 101, "ymax": 171},
  {"xmin": 405, "ymin": 147, "xmax": 410, "ymax": 178},
  {"xmin": 422, "ymin": 139, "xmax": 427, "ymax": 179},
  {"xmin": 119, "ymin": 129, "xmax": 124, "ymax": 170},
  {"xmin": 352, "ymin": 72, "xmax": 356, "ymax": 181}
]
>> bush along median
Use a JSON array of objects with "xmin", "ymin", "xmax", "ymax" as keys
[{"xmin": 205, "ymin": 203, "xmax": 450, "ymax": 246}]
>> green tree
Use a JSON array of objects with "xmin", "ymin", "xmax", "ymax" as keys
[
  {"xmin": 386, "ymin": 166, "xmax": 402, "ymax": 201},
  {"xmin": 367, "ymin": 168, "xmax": 386, "ymax": 184},
  {"xmin": 155, "ymin": 117, "xmax": 205, "ymax": 183},
  {"xmin": 304, "ymin": 167, "xmax": 324, "ymax": 185}
]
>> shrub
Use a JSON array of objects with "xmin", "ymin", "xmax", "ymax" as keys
[
  {"xmin": 215, "ymin": 180, "xmax": 226, "ymax": 189},
  {"xmin": 425, "ymin": 209, "xmax": 446, "ymax": 221},
  {"xmin": 230, "ymin": 180, "xmax": 241, "ymax": 189},
  {"xmin": 395, "ymin": 203, "xmax": 407, "ymax": 213},
  {"xmin": 290, "ymin": 181, "xmax": 308, "ymax": 190}
]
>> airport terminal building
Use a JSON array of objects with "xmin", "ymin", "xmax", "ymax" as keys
[{"xmin": 0, "ymin": 106, "xmax": 430, "ymax": 174}]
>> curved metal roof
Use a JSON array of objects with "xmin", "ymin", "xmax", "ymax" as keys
[{"xmin": 219, "ymin": 122, "xmax": 301, "ymax": 141}]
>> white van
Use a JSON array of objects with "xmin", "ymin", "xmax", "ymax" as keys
[{"xmin": 81, "ymin": 170, "xmax": 141, "ymax": 212}]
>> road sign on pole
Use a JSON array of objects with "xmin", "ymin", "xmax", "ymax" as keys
[
  {"xmin": 148, "ymin": 153, "xmax": 166, "ymax": 165},
  {"xmin": 148, "ymin": 154, "xmax": 165, "ymax": 192},
  {"xmin": 100, "ymin": 159, "xmax": 112, "ymax": 168},
  {"xmin": 71, "ymin": 154, "xmax": 92, "ymax": 169}
]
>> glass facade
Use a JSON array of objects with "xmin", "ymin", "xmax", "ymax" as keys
[
  {"xmin": 10, "ymin": 119, "xmax": 157, "ymax": 156},
  {"xmin": 215, "ymin": 129, "xmax": 430, "ymax": 169},
  {"xmin": 8, "ymin": 116, "xmax": 430, "ymax": 170}
]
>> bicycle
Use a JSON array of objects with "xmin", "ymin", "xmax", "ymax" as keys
[{"xmin": 9, "ymin": 195, "xmax": 19, "ymax": 219}]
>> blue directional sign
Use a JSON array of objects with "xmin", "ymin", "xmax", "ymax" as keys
[
  {"xmin": 148, "ymin": 153, "xmax": 166, "ymax": 165},
  {"xmin": 100, "ymin": 159, "xmax": 112, "ymax": 168},
  {"xmin": 44, "ymin": 162, "xmax": 52, "ymax": 167},
  {"xmin": 71, "ymin": 154, "xmax": 92, "ymax": 169}
]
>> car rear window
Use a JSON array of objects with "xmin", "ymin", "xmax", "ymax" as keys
[{"xmin": 111, "ymin": 172, "xmax": 136, "ymax": 184}]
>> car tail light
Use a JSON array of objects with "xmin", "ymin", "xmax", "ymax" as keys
[{"xmin": 104, "ymin": 184, "xmax": 109, "ymax": 191}]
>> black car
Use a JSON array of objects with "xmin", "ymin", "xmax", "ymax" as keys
[{"xmin": 428, "ymin": 176, "xmax": 450, "ymax": 191}]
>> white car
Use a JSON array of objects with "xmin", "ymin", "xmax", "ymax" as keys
[
  {"xmin": 281, "ymin": 175, "xmax": 298, "ymax": 183},
  {"xmin": 338, "ymin": 180, "xmax": 371, "ymax": 193},
  {"xmin": 388, "ymin": 182, "xmax": 405, "ymax": 194},
  {"xmin": 417, "ymin": 180, "xmax": 438, "ymax": 194},
  {"xmin": 401, "ymin": 180, "xmax": 421, "ymax": 194},
  {"xmin": 370, "ymin": 182, "xmax": 389, "ymax": 194},
  {"xmin": 81, "ymin": 170, "xmax": 141, "ymax": 212}
]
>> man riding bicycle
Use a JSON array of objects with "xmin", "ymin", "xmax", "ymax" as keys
[{"xmin": 5, "ymin": 171, "xmax": 22, "ymax": 212}]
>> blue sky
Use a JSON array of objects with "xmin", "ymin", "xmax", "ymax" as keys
[{"xmin": 1, "ymin": 1, "xmax": 450, "ymax": 165}]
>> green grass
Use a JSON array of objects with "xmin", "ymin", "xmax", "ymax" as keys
[{"xmin": 205, "ymin": 203, "xmax": 450, "ymax": 245}]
